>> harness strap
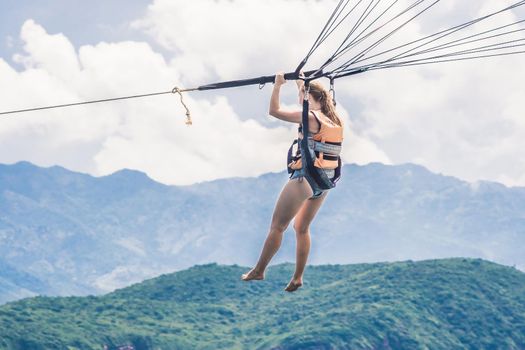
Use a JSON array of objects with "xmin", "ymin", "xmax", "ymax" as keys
[
  {"xmin": 300, "ymin": 81, "xmax": 337, "ymax": 190},
  {"xmin": 309, "ymin": 139, "xmax": 342, "ymax": 155},
  {"xmin": 286, "ymin": 139, "xmax": 299, "ymax": 174}
]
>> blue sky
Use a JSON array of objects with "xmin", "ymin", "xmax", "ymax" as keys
[
  {"xmin": 1, "ymin": 0, "xmax": 525, "ymax": 187},
  {"xmin": 0, "ymin": 0, "xmax": 151, "ymax": 61}
]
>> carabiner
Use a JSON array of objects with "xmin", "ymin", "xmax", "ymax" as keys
[{"xmin": 329, "ymin": 77, "xmax": 337, "ymax": 107}]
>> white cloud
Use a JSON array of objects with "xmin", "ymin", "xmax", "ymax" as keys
[
  {"xmin": 0, "ymin": 19, "xmax": 324, "ymax": 185},
  {"xmin": 328, "ymin": 0, "xmax": 525, "ymax": 186},
  {"xmin": 13, "ymin": 19, "xmax": 80, "ymax": 80},
  {"xmin": 0, "ymin": 11, "xmax": 388, "ymax": 185},
  {"xmin": 92, "ymin": 94, "xmax": 296, "ymax": 184},
  {"xmin": 393, "ymin": 66, "xmax": 521, "ymax": 185},
  {"xmin": 2, "ymin": 0, "xmax": 525, "ymax": 187},
  {"xmin": 132, "ymin": 0, "xmax": 338, "ymax": 83}
]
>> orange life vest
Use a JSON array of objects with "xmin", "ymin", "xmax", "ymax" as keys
[{"xmin": 287, "ymin": 110, "xmax": 343, "ymax": 172}]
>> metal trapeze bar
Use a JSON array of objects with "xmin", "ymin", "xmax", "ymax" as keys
[{"xmin": 194, "ymin": 69, "xmax": 324, "ymax": 91}]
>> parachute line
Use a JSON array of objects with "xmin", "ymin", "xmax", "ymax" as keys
[{"xmin": 2, "ymin": 0, "xmax": 525, "ymax": 117}]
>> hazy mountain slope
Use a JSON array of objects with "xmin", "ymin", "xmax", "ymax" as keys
[
  {"xmin": 1, "ymin": 161, "xmax": 524, "ymax": 304},
  {"xmin": 0, "ymin": 258, "xmax": 49, "ymax": 304}
]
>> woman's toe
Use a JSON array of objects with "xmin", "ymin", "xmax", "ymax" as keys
[{"xmin": 284, "ymin": 280, "xmax": 303, "ymax": 292}]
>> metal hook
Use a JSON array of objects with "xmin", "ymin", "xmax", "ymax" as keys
[
  {"xmin": 329, "ymin": 77, "xmax": 337, "ymax": 107},
  {"xmin": 304, "ymin": 81, "xmax": 311, "ymax": 102}
]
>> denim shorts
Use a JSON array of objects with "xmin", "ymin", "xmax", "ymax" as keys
[
  {"xmin": 290, "ymin": 164, "xmax": 335, "ymax": 200},
  {"xmin": 289, "ymin": 136, "xmax": 336, "ymax": 199}
]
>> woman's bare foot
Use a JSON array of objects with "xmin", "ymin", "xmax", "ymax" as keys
[
  {"xmin": 284, "ymin": 278, "xmax": 303, "ymax": 292},
  {"xmin": 241, "ymin": 267, "xmax": 265, "ymax": 281}
]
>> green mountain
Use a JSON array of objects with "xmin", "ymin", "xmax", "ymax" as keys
[{"xmin": 1, "ymin": 258, "xmax": 524, "ymax": 350}]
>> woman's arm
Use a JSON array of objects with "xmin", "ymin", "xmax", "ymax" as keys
[{"xmin": 269, "ymin": 72, "xmax": 302, "ymax": 123}]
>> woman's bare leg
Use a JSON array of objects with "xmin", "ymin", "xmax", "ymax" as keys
[
  {"xmin": 241, "ymin": 178, "xmax": 313, "ymax": 281},
  {"xmin": 284, "ymin": 191, "xmax": 328, "ymax": 291}
]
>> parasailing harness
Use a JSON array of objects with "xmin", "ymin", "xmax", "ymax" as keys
[{"xmin": 287, "ymin": 80, "xmax": 343, "ymax": 190}]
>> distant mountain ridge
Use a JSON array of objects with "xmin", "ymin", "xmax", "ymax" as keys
[
  {"xmin": 1, "ymin": 258, "xmax": 524, "ymax": 349},
  {"xmin": 1, "ymin": 161, "xmax": 524, "ymax": 304}
]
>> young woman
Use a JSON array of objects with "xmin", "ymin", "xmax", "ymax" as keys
[{"xmin": 241, "ymin": 72, "xmax": 344, "ymax": 292}]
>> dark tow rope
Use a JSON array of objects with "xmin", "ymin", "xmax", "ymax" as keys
[
  {"xmin": 1, "ymin": 90, "xmax": 170, "ymax": 115},
  {"xmin": 0, "ymin": 88, "xmax": 196, "ymax": 125}
]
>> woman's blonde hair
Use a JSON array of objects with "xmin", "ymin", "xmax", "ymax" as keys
[{"xmin": 306, "ymin": 81, "xmax": 343, "ymax": 127}]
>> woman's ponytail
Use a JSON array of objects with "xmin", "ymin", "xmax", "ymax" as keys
[{"xmin": 309, "ymin": 81, "xmax": 343, "ymax": 127}]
